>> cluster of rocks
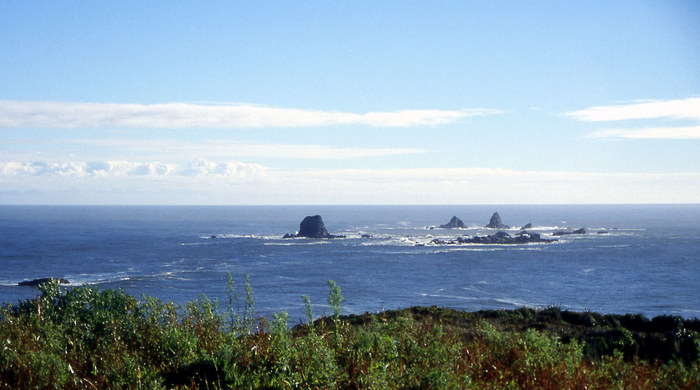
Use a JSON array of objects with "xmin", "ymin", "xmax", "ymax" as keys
[
  {"xmin": 431, "ymin": 231, "xmax": 554, "ymax": 245},
  {"xmin": 430, "ymin": 211, "xmax": 588, "ymax": 245},
  {"xmin": 282, "ymin": 212, "xmax": 591, "ymax": 246},
  {"xmin": 437, "ymin": 212, "xmax": 536, "ymax": 231},
  {"xmin": 16, "ymin": 213, "xmax": 593, "ymax": 289}
]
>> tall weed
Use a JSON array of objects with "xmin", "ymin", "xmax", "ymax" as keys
[{"xmin": 0, "ymin": 279, "xmax": 698, "ymax": 389}]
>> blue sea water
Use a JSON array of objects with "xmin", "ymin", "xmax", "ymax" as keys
[{"xmin": 1, "ymin": 205, "xmax": 698, "ymax": 321}]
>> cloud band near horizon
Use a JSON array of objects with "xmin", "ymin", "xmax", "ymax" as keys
[
  {"xmin": 2, "ymin": 160, "xmax": 698, "ymax": 204},
  {"xmin": 2, "ymin": 159, "xmax": 697, "ymax": 183},
  {"xmin": 0, "ymin": 101, "xmax": 501, "ymax": 129}
]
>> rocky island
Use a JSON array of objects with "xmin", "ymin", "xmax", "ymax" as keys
[
  {"xmin": 426, "ymin": 212, "xmax": 557, "ymax": 245},
  {"xmin": 485, "ymin": 212, "xmax": 509, "ymax": 229},
  {"xmin": 439, "ymin": 216, "xmax": 465, "ymax": 229},
  {"xmin": 283, "ymin": 215, "xmax": 345, "ymax": 239},
  {"xmin": 430, "ymin": 231, "xmax": 555, "ymax": 245}
]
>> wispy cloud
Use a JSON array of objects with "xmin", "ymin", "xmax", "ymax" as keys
[
  {"xmin": 565, "ymin": 97, "xmax": 700, "ymax": 122},
  {"xmin": 566, "ymin": 97, "xmax": 700, "ymax": 140},
  {"xmin": 73, "ymin": 138, "xmax": 428, "ymax": 160},
  {"xmin": 588, "ymin": 126, "xmax": 700, "ymax": 140},
  {"xmin": 0, "ymin": 160, "xmax": 267, "ymax": 178},
  {"xmin": 0, "ymin": 101, "xmax": 501, "ymax": 129}
]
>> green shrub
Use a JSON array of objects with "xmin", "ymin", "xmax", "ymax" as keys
[{"xmin": 0, "ymin": 279, "xmax": 698, "ymax": 389}]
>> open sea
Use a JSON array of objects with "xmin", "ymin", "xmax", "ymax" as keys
[{"xmin": 1, "ymin": 205, "xmax": 698, "ymax": 322}]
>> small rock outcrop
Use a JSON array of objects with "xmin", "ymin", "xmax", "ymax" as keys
[
  {"xmin": 553, "ymin": 228, "xmax": 588, "ymax": 236},
  {"xmin": 429, "ymin": 231, "xmax": 555, "ymax": 245},
  {"xmin": 485, "ymin": 212, "xmax": 509, "ymax": 229},
  {"xmin": 284, "ymin": 215, "xmax": 344, "ymax": 239},
  {"xmin": 439, "ymin": 216, "xmax": 465, "ymax": 229},
  {"xmin": 18, "ymin": 277, "xmax": 69, "ymax": 288},
  {"xmin": 520, "ymin": 223, "xmax": 533, "ymax": 230}
]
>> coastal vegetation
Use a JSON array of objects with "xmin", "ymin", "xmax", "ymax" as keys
[{"xmin": 1, "ymin": 277, "xmax": 699, "ymax": 389}]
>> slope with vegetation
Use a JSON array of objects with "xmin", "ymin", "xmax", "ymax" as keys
[{"xmin": 1, "ymin": 277, "xmax": 698, "ymax": 389}]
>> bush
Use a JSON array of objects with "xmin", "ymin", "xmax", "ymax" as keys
[{"xmin": 0, "ymin": 279, "xmax": 698, "ymax": 389}]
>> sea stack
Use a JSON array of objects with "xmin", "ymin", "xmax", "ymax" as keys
[
  {"xmin": 284, "ymin": 215, "xmax": 341, "ymax": 238},
  {"xmin": 485, "ymin": 212, "xmax": 509, "ymax": 229},
  {"xmin": 439, "ymin": 216, "xmax": 465, "ymax": 229}
]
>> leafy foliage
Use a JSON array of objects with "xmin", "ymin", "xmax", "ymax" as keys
[{"xmin": 0, "ymin": 278, "xmax": 698, "ymax": 389}]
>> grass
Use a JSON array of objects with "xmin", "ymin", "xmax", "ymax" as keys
[{"xmin": 0, "ymin": 277, "xmax": 698, "ymax": 389}]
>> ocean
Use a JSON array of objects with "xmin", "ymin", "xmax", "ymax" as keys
[{"xmin": 1, "ymin": 205, "xmax": 698, "ymax": 321}]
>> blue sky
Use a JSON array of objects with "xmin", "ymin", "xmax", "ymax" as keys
[{"xmin": 1, "ymin": 1, "xmax": 699, "ymax": 204}]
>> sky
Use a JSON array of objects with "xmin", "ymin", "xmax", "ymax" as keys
[{"xmin": 1, "ymin": 1, "xmax": 699, "ymax": 205}]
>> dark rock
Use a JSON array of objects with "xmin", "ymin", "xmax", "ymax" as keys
[
  {"xmin": 299, "ymin": 215, "xmax": 330, "ymax": 238},
  {"xmin": 284, "ymin": 215, "xmax": 343, "ymax": 239},
  {"xmin": 493, "ymin": 231, "xmax": 511, "ymax": 239},
  {"xmin": 450, "ymin": 231, "xmax": 555, "ymax": 245},
  {"xmin": 439, "ymin": 216, "xmax": 465, "ymax": 229},
  {"xmin": 361, "ymin": 234, "xmax": 372, "ymax": 239},
  {"xmin": 520, "ymin": 223, "xmax": 533, "ymax": 230},
  {"xmin": 18, "ymin": 277, "xmax": 69, "ymax": 288},
  {"xmin": 485, "ymin": 212, "xmax": 509, "ymax": 229},
  {"xmin": 553, "ymin": 227, "xmax": 588, "ymax": 236}
]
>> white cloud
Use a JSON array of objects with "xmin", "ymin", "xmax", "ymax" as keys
[
  {"xmin": 587, "ymin": 126, "xmax": 700, "ymax": 139},
  {"xmin": 4, "ymin": 163, "xmax": 697, "ymax": 204},
  {"xmin": 0, "ymin": 100, "xmax": 501, "ymax": 129},
  {"xmin": 176, "ymin": 160, "xmax": 267, "ymax": 177},
  {"xmin": 73, "ymin": 138, "xmax": 428, "ymax": 160},
  {"xmin": 0, "ymin": 160, "xmax": 266, "ymax": 178},
  {"xmin": 565, "ymin": 97, "xmax": 700, "ymax": 122},
  {"xmin": 566, "ymin": 97, "xmax": 700, "ymax": 140}
]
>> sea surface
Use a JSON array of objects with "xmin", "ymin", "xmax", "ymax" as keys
[{"xmin": 1, "ymin": 205, "xmax": 698, "ymax": 321}]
